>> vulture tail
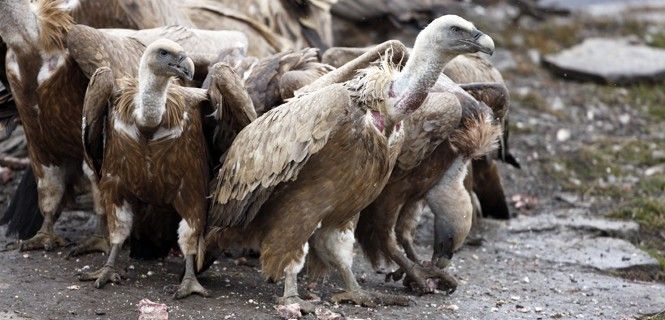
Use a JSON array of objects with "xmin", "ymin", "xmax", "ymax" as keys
[
  {"xmin": 471, "ymin": 158, "xmax": 511, "ymax": 220},
  {"xmin": 1, "ymin": 167, "xmax": 43, "ymax": 239}
]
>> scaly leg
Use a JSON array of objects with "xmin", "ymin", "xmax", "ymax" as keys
[
  {"xmin": 276, "ymin": 243, "xmax": 316, "ymax": 314},
  {"xmin": 19, "ymin": 165, "xmax": 67, "ymax": 251},
  {"xmin": 173, "ymin": 219, "xmax": 209, "ymax": 299},
  {"xmin": 79, "ymin": 201, "xmax": 132, "ymax": 288},
  {"xmin": 310, "ymin": 225, "xmax": 411, "ymax": 307}
]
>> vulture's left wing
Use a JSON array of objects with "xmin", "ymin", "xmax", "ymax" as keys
[
  {"xmin": 396, "ymin": 91, "xmax": 461, "ymax": 172},
  {"xmin": 82, "ymin": 67, "xmax": 115, "ymax": 178}
]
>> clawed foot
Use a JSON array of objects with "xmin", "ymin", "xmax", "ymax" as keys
[
  {"xmin": 173, "ymin": 276, "xmax": 210, "ymax": 299},
  {"xmin": 403, "ymin": 264, "xmax": 457, "ymax": 294},
  {"xmin": 277, "ymin": 296, "xmax": 317, "ymax": 314},
  {"xmin": 78, "ymin": 266, "xmax": 122, "ymax": 289},
  {"xmin": 19, "ymin": 231, "xmax": 67, "ymax": 252},
  {"xmin": 68, "ymin": 235, "xmax": 110, "ymax": 257},
  {"xmin": 331, "ymin": 289, "xmax": 412, "ymax": 308}
]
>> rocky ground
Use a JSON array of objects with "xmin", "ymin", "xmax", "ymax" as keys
[{"xmin": 1, "ymin": 1, "xmax": 665, "ymax": 319}]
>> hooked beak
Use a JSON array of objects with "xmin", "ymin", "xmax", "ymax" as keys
[
  {"xmin": 171, "ymin": 53, "xmax": 195, "ymax": 81},
  {"xmin": 431, "ymin": 214, "xmax": 455, "ymax": 269},
  {"xmin": 459, "ymin": 30, "xmax": 495, "ymax": 56}
]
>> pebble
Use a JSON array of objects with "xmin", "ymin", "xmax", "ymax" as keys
[
  {"xmin": 445, "ymin": 304, "xmax": 459, "ymax": 312},
  {"xmin": 556, "ymin": 129, "xmax": 571, "ymax": 142}
]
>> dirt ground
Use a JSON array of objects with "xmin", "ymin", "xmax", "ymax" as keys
[{"xmin": 2, "ymin": 2, "xmax": 665, "ymax": 320}]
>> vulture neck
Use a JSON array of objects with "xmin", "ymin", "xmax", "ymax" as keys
[
  {"xmin": 391, "ymin": 35, "xmax": 454, "ymax": 122},
  {"xmin": 0, "ymin": 0, "xmax": 40, "ymax": 52},
  {"xmin": 135, "ymin": 65, "xmax": 170, "ymax": 129}
]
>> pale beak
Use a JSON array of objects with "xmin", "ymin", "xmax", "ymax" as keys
[
  {"xmin": 459, "ymin": 30, "xmax": 495, "ymax": 56},
  {"xmin": 172, "ymin": 54, "xmax": 195, "ymax": 81}
]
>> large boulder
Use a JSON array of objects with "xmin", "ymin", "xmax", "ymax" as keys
[{"xmin": 543, "ymin": 37, "xmax": 665, "ymax": 85}]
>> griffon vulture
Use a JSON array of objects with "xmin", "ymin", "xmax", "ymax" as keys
[
  {"xmin": 78, "ymin": 39, "xmax": 255, "ymax": 299},
  {"xmin": 0, "ymin": 0, "xmax": 247, "ymax": 257},
  {"xmin": 356, "ymin": 76, "xmax": 507, "ymax": 293},
  {"xmin": 385, "ymin": 56, "xmax": 515, "ymax": 279},
  {"xmin": 204, "ymin": 15, "xmax": 495, "ymax": 311}
]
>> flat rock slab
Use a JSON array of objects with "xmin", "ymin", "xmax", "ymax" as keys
[
  {"xmin": 498, "ymin": 231, "xmax": 660, "ymax": 271},
  {"xmin": 543, "ymin": 38, "xmax": 665, "ymax": 85},
  {"xmin": 508, "ymin": 213, "xmax": 640, "ymax": 240}
]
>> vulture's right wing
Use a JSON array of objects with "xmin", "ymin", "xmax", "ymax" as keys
[
  {"xmin": 205, "ymin": 63, "xmax": 257, "ymax": 161},
  {"xmin": 208, "ymin": 84, "xmax": 350, "ymax": 229},
  {"xmin": 82, "ymin": 67, "xmax": 115, "ymax": 178}
]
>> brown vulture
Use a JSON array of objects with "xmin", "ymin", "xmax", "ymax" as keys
[
  {"xmin": 383, "ymin": 56, "xmax": 515, "ymax": 281},
  {"xmin": 355, "ymin": 74, "xmax": 507, "ymax": 293},
  {"xmin": 77, "ymin": 39, "xmax": 255, "ymax": 299},
  {"xmin": 204, "ymin": 15, "xmax": 494, "ymax": 312},
  {"xmin": 0, "ymin": 0, "xmax": 194, "ymax": 242},
  {"xmin": 0, "ymin": 0, "xmax": 247, "ymax": 257}
]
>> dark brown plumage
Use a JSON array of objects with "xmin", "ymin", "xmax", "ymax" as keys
[
  {"xmin": 78, "ymin": 40, "xmax": 255, "ymax": 299},
  {"xmin": 0, "ymin": 0, "xmax": 249, "ymax": 257},
  {"xmin": 205, "ymin": 16, "xmax": 496, "ymax": 311},
  {"xmin": 444, "ymin": 53, "xmax": 517, "ymax": 220}
]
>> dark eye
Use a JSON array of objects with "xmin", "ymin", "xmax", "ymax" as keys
[
  {"xmin": 159, "ymin": 49, "xmax": 168, "ymax": 56},
  {"xmin": 450, "ymin": 26, "xmax": 461, "ymax": 32}
]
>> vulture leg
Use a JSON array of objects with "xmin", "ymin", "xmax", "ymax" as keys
[
  {"xmin": 311, "ymin": 223, "xmax": 411, "ymax": 307},
  {"xmin": 172, "ymin": 191, "xmax": 209, "ymax": 299},
  {"xmin": 79, "ymin": 201, "xmax": 132, "ymax": 288},
  {"xmin": 277, "ymin": 262, "xmax": 316, "ymax": 314},
  {"xmin": 18, "ymin": 166, "xmax": 67, "ymax": 251},
  {"xmin": 395, "ymin": 199, "xmax": 425, "ymax": 263}
]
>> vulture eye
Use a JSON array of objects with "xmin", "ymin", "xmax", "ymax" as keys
[
  {"xmin": 450, "ymin": 26, "xmax": 462, "ymax": 32},
  {"xmin": 159, "ymin": 49, "xmax": 168, "ymax": 56}
]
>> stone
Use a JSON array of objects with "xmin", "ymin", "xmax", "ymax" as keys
[
  {"xmin": 543, "ymin": 38, "xmax": 665, "ymax": 85},
  {"xmin": 508, "ymin": 213, "xmax": 641, "ymax": 240}
]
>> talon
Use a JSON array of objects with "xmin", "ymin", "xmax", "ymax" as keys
[
  {"xmin": 79, "ymin": 266, "xmax": 121, "ymax": 289},
  {"xmin": 403, "ymin": 264, "xmax": 457, "ymax": 295},
  {"xmin": 277, "ymin": 296, "xmax": 316, "ymax": 314},
  {"xmin": 19, "ymin": 231, "xmax": 67, "ymax": 252},
  {"xmin": 68, "ymin": 235, "xmax": 110, "ymax": 257},
  {"xmin": 173, "ymin": 276, "xmax": 209, "ymax": 299}
]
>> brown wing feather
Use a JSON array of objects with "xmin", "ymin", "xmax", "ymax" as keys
[
  {"xmin": 206, "ymin": 63, "xmax": 257, "ymax": 160},
  {"xmin": 245, "ymin": 48, "xmax": 332, "ymax": 115},
  {"xmin": 82, "ymin": 67, "xmax": 115, "ymax": 177},
  {"xmin": 208, "ymin": 84, "xmax": 350, "ymax": 228},
  {"xmin": 396, "ymin": 92, "xmax": 461, "ymax": 171},
  {"xmin": 67, "ymin": 24, "xmax": 145, "ymax": 79}
]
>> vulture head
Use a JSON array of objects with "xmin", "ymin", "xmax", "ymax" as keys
[
  {"xmin": 141, "ymin": 39, "xmax": 195, "ymax": 82},
  {"xmin": 416, "ymin": 15, "xmax": 495, "ymax": 57}
]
